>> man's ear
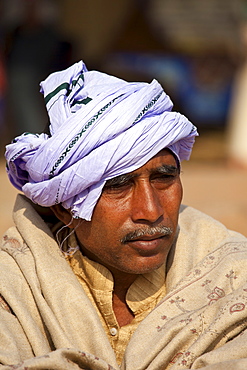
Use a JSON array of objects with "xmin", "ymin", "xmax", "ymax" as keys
[{"xmin": 50, "ymin": 204, "xmax": 76, "ymax": 229}]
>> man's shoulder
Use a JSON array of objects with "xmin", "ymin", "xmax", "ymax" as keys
[
  {"xmin": 178, "ymin": 204, "xmax": 246, "ymax": 242},
  {"xmin": 166, "ymin": 205, "xmax": 247, "ymax": 291},
  {"xmin": 177, "ymin": 204, "xmax": 247, "ymax": 268}
]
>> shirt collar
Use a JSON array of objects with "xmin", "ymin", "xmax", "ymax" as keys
[{"xmin": 66, "ymin": 249, "xmax": 166, "ymax": 313}]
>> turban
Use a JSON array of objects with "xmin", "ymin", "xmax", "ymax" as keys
[{"xmin": 5, "ymin": 60, "xmax": 198, "ymax": 221}]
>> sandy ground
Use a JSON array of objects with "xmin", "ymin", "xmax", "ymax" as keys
[{"xmin": 1, "ymin": 131, "xmax": 247, "ymax": 237}]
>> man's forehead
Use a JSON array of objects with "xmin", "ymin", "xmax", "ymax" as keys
[{"xmin": 132, "ymin": 148, "xmax": 179, "ymax": 173}]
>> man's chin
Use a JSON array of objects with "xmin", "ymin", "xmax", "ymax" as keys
[{"xmin": 117, "ymin": 257, "xmax": 167, "ymax": 275}]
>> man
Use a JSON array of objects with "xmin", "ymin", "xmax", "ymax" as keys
[{"xmin": 1, "ymin": 61, "xmax": 247, "ymax": 369}]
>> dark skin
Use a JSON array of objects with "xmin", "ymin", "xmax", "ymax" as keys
[{"xmin": 51, "ymin": 149, "xmax": 183, "ymax": 326}]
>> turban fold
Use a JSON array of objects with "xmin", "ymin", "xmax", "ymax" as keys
[{"xmin": 5, "ymin": 60, "xmax": 198, "ymax": 220}]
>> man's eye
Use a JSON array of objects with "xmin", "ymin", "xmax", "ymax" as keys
[
  {"xmin": 151, "ymin": 174, "xmax": 177, "ymax": 187},
  {"xmin": 153, "ymin": 174, "xmax": 175, "ymax": 181},
  {"xmin": 105, "ymin": 182, "xmax": 129, "ymax": 190},
  {"xmin": 103, "ymin": 181, "xmax": 131, "ymax": 193}
]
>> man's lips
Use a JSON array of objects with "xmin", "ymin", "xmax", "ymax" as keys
[
  {"xmin": 121, "ymin": 226, "xmax": 173, "ymax": 245},
  {"xmin": 124, "ymin": 234, "xmax": 169, "ymax": 254},
  {"xmin": 120, "ymin": 225, "xmax": 173, "ymax": 255},
  {"xmin": 128, "ymin": 233, "xmax": 166, "ymax": 242}
]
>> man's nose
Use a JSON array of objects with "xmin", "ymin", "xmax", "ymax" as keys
[{"xmin": 130, "ymin": 182, "xmax": 164, "ymax": 224}]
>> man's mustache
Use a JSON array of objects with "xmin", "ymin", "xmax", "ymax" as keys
[{"xmin": 121, "ymin": 226, "xmax": 173, "ymax": 244}]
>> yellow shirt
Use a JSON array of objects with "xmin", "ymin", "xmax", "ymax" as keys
[{"xmin": 65, "ymin": 249, "xmax": 166, "ymax": 365}]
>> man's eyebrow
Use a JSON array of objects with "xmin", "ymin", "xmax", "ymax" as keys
[
  {"xmin": 150, "ymin": 164, "xmax": 180, "ymax": 175},
  {"xmin": 104, "ymin": 164, "xmax": 180, "ymax": 188}
]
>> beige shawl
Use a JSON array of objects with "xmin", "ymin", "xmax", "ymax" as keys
[{"xmin": 1, "ymin": 194, "xmax": 247, "ymax": 369}]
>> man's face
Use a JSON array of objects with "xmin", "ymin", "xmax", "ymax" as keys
[{"xmin": 74, "ymin": 149, "xmax": 182, "ymax": 275}]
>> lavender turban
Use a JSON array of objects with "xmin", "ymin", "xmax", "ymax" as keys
[{"xmin": 5, "ymin": 60, "xmax": 198, "ymax": 220}]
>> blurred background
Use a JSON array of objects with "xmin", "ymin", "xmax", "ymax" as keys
[{"xmin": 0, "ymin": 0, "xmax": 247, "ymax": 236}]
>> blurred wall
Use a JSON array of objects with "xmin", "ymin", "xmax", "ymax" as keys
[
  {"xmin": 1, "ymin": 0, "xmax": 247, "ymax": 149},
  {"xmin": 58, "ymin": 0, "xmax": 133, "ymax": 66}
]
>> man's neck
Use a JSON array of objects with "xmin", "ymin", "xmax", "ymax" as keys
[
  {"xmin": 112, "ymin": 274, "xmax": 138, "ymax": 327},
  {"xmin": 110, "ymin": 268, "xmax": 137, "ymax": 327}
]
